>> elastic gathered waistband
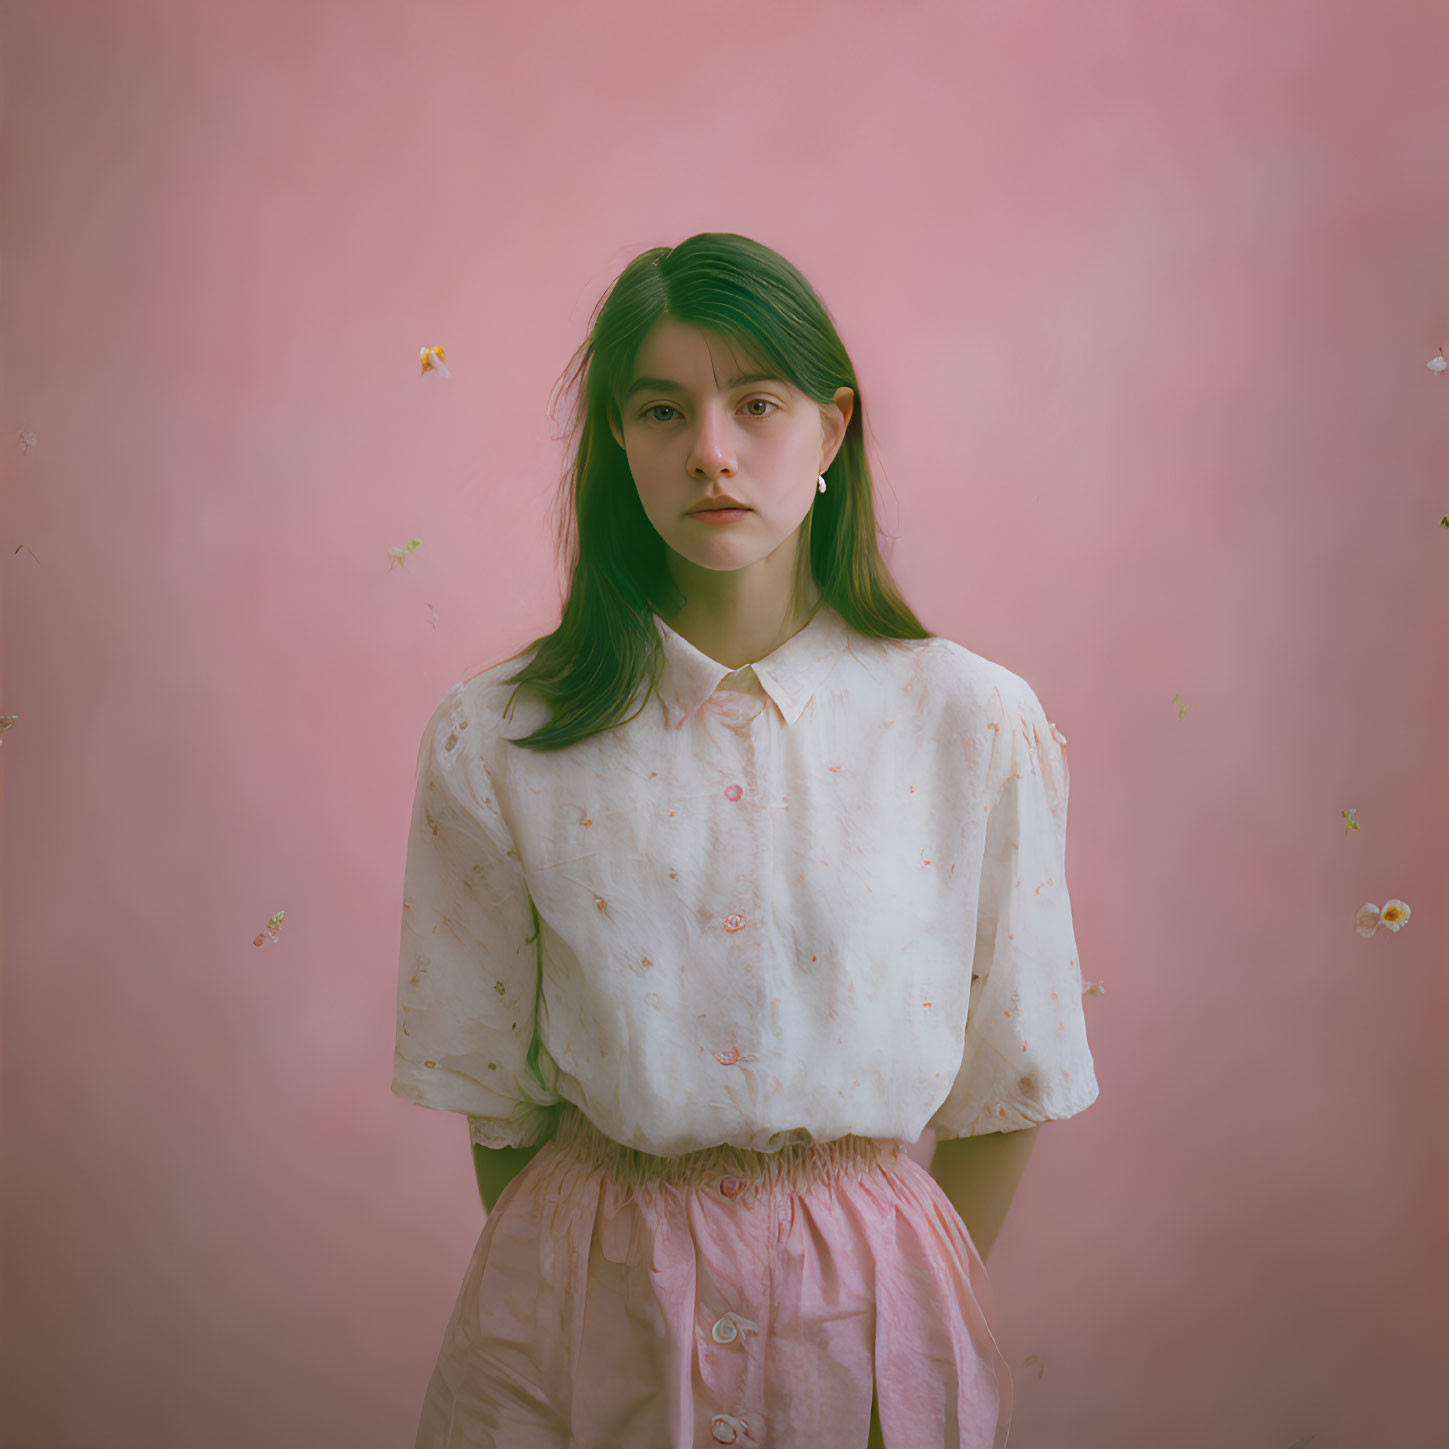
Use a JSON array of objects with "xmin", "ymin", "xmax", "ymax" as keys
[{"xmin": 549, "ymin": 1101, "xmax": 902, "ymax": 1193}]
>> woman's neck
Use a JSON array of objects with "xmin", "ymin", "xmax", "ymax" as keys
[{"xmin": 663, "ymin": 580, "xmax": 821, "ymax": 673}]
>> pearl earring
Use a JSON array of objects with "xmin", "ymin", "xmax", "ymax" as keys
[{"xmin": 817, "ymin": 474, "xmax": 827, "ymax": 494}]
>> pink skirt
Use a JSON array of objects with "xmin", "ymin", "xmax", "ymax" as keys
[{"xmin": 413, "ymin": 1105, "xmax": 1013, "ymax": 1448}]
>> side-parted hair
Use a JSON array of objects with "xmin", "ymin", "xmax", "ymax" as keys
[{"xmin": 499, "ymin": 231, "xmax": 933, "ymax": 753}]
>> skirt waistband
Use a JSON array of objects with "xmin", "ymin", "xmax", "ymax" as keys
[{"xmin": 549, "ymin": 1102, "xmax": 902, "ymax": 1192}]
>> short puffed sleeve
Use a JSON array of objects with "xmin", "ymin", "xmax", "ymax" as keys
[
  {"xmin": 928, "ymin": 676, "xmax": 1100, "ymax": 1138},
  {"xmin": 391, "ymin": 681, "xmax": 560, "ymax": 1149}
]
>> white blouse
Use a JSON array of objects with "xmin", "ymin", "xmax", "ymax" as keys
[{"xmin": 392, "ymin": 603, "xmax": 1099, "ymax": 1157}]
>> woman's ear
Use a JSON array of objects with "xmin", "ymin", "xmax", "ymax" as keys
[{"xmin": 821, "ymin": 386, "xmax": 854, "ymax": 469}]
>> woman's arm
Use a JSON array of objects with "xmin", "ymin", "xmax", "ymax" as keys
[
  {"xmin": 928, "ymin": 1126, "xmax": 1039, "ymax": 1261},
  {"xmin": 472, "ymin": 1141, "xmax": 547, "ymax": 1214}
]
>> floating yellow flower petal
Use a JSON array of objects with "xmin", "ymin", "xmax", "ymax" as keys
[
  {"xmin": 387, "ymin": 538, "xmax": 423, "ymax": 572},
  {"xmin": 252, "ymin": 907, "xmax": 286, "ymax": 947}
]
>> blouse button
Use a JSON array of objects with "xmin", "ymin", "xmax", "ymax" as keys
[
  {"xmin": 724, "ymin": 783, "xmax": 743, "ymax": 801},
  {"xmin": 719, "ymin": 1176, "xmax": 744, "ymax": 1199},
  {"xmin": 714, "ymin": 1045, "xmax": 741, "ymax": 1065},
  {"xmin": 723, "ymin": 912, "xmax": 747, "ymax": 933},
  {"xmin": 711, "ymin": 1315, "xmax": 739, "ymax": 1344},
  {"xmin": 710, "ymin": 1414, "xmax": 744, "ymax": 1443}
]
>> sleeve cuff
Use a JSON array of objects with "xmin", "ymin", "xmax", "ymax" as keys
[
  {"xmin": 930, "ymin": 1076, "xmax": 1100, "ymax": 1138},
  {"xmin": 466, "ymin": 1101, "xmax": 563, "ymax": 1150}
]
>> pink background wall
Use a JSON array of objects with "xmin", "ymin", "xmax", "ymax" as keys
[{"xmin": 4, "ymin": 2, "xmax": 1448, "ymax": 1445}]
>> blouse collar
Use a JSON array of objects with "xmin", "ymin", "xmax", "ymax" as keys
[{"xmin": 652, "ymin": 602, "xmax": 852, "ymax": 729}]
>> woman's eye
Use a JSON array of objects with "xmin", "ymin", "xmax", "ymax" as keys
[{"xmin": 640, "ymin": 398, "xmax": 777, "ymax": 423}]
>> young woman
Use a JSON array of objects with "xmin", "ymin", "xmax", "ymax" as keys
[{"xmin": 393, "ymin": 232, "xmax": 1099, "ymax": 1449}]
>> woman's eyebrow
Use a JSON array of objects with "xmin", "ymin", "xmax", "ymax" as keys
[{"xmin": 622, "ymin": 371, "xmax": 782, "ymax": 403}]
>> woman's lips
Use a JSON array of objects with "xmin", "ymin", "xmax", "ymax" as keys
[{"xmin": 690, "ymin": 508, "xmax": 751, "ymax": 523}]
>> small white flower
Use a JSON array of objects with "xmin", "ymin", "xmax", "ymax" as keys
[
  {"xmin": 1356, "ymin": 900, "xmax": 1409, "ymax": 937},
  {"xmin": 1378, "ymin": 898, "xmax": 1411, "ymax": 932}
]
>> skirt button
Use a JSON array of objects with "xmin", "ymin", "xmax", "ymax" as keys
[
  {"xmin": 711, "ymin": 1315, "xmax": 739, "ymax": 1344},
  {"xmin": 710, "ymin": 1414, "xmax": 742, "ymax": 1443},
  {"xmin": 719, "ymin": 1176, "xmax": 743, "ymax": 1199}
]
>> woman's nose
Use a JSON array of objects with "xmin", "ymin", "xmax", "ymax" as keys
[{"xmin": 687, "ymin": 406, "xmax": 735, "ymax": 472}]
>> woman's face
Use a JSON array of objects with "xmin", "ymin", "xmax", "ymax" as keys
[{"xmin": 609, "ymin": 316, "xmax": 853, "ymax": 580}]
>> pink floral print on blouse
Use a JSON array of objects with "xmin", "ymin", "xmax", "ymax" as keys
[{"xmin": 392, "ymin": 603, "xmax": 1098, "ymax": 1156}]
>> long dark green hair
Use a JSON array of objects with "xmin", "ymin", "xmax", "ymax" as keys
[{"xmin": 499, "ymin": 231, "xmax": 933, "ymax": 752}]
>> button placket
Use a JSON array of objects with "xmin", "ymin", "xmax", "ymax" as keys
[
  {"xmin": 696, "ymin": 669, "xmax": 771, "ymax": 1445},
  {"xmin": 697, "ymin": 1176, "xmax": 768, "ymax": 1446},
  {"xmin": 698, "ymin": 1280, "xmax": 765, "ymax": 1441}
]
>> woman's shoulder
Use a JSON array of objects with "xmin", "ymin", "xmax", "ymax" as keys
[
  {"xmin": 872, "ymin": 631, "xmax": 1041, "ymax": 721},
  {"xmin": 429, "ymin": 642, "xmax": 552, "ymax": 747}
]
